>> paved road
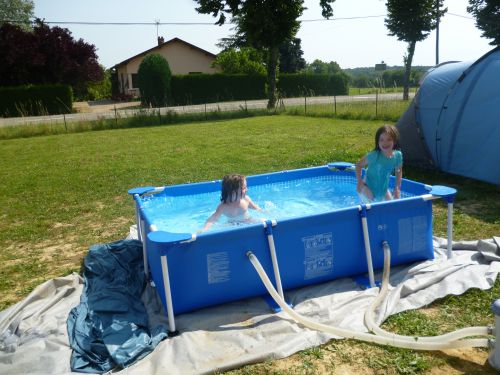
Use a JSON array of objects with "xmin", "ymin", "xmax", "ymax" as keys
[{"xmin": 0, "ymin": 93, "xmax": 413, "ymax": 127}]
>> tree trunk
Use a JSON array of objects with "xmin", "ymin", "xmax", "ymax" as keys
[
  {"xmin": 266, "ymin": 46, "xmax": 279, "ymax": 109},
  {"xmin": 403, "ymin": 41, "xmax": 416, "ymax": 101}
]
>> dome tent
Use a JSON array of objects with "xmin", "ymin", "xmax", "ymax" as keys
[{"xmin": 396, "ymin": 47, "xmax": 500, "ymax": 185}]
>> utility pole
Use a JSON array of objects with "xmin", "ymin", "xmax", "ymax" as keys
[{"xmin": 436, "ymin": 0, "xmax": 440, "ymax": 65}]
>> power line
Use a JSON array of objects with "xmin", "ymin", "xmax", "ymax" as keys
[{"xmin": 1, "ymin": 12, "xmax": 475, "ymax": 27}]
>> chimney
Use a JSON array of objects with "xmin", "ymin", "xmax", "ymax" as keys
[{"xmin": 157, "ymin": 36, "xmax": 164, "ymax": 46}]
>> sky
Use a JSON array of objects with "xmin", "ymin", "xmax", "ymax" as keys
[{"xmin": 34, "ymin": 0, "xmax": 494, "ymax": 70}]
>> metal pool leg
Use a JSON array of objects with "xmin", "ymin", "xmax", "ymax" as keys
[
  {"xmin": 359, "ymin": 205, "xmax": 376, "ymax": 288},
  {"xmin": 160, "ymin": 254, "xmax": 178, "ymax": 336},
  {"xmin": 141, "ymin": 220, "xmax": 149, "ymax": 279},
  {"xmin": 489, "ymin": 299, "xmax": 500, "ymax": 370},
  {"xmin": 428, "ymin": 185, "xmax": 457, "ymax": 259},
  {"xmin": 446, "ymin": 201, "xmax": 454, "ymax": 259},
  {"xmin": 134, "ymin": 199, "xmax": 142, "ymax": 241},
  {"xmin": 264, "ymin": 220, "xmax": 284, "ymax": 300}
]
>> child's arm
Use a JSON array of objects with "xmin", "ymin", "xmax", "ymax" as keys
[
  {"xmin": 393, "ymin": 166, "xmax": 403, "ymax": 199},
  {"xmin": 246, "ymin": 196, "xmax": 262, "ymax": 211},
  {"xmin": 198, "ymin": 204, "xmax": 224, "ymax": 233},
  {"xmin": 355, "ymin": 156, "xmax": 367, "ymax": 193}
]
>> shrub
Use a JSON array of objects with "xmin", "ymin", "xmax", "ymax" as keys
[
  {"xmin": 137, "ymin": 54, "xmax": 172, "ymax": 107},
  {"xmin": 0, "ymin": 84, "xmax": 73, "ymax": 117}
]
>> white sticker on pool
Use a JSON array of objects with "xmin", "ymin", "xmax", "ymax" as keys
[
  {"xmin": 207, "ymin": 252, "xmax": 231, "ymax": 284},
  {"xmin": 302, "ymin": 232, "xmax": 334, "ymax": 280}
]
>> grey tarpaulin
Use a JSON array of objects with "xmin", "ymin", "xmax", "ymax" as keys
[{"xmin": 0, "ymin": 235, "xmax": 499, "ymax": 374}]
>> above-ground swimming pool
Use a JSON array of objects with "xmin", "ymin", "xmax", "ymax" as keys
[{"xmin": 129, "ymin": 163, "xmax": 456, "ymax": 333}]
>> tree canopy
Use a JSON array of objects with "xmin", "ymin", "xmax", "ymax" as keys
[
  {"xmin": 385, "ymin": 0, "xmax": 446, "ymax": 99},
  {"xmin": 467, "ymin": 0, "xmax": 500, "ymax": 46},
  {"xmin": 304, "ymin": 59, "xmax": 342, "ymax": 75},
  {"xmin": 0, "ymin": 0, "xmax": 34, "ymax": 31},
  {"xmin": 0, "ymin": 20, "xmax": 103, "ymax": 96},
  {"xmin": 212, "ymin": 48, "xmax": 266, "ymax": 75},
  {"xmin": 195, "ymin": 0, "xmax": 335, "ymax": 108}
]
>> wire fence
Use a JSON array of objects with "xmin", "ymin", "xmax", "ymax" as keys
[{"xmin": 0, "ymin": 92, "xmax": 415, "ymax": 130}]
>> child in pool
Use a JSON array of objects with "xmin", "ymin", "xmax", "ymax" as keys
[
  {"xmin": 199, "ymin": 173, "xmax": 262, "ymax": 232},
  {"xmin": 355, "ymin": 124, "xmax": 403, "ymax": 202}
]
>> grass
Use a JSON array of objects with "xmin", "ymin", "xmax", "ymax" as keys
[
  {"xmin": 348, "ymin": 86, "xmax": 418, "ymax": 96},
  {"xmin": 1, "ymin": 114, "xmax": 499, "ymax": 373},
  {"xmin": 0, "ymin": 97, "xmax": 409, "ymax": 140}
]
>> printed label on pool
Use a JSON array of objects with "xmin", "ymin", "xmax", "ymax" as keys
[
  {"xmin": 302, "ymin": 232, "xmax": 334, "ymax": 280},
  {"xmin": 207, "ymin": 252, "xmax": 231, "ymax": 284}
]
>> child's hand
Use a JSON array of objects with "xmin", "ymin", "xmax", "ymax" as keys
[
  {"xmin": 393, "ymin": 186, "xmax": 401, "ymax": 199},
  {"xmin": 356, "ymin": 181, "xmax": 364, "ymax": 193}
]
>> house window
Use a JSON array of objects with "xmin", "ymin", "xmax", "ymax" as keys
[{"xmin": 131, "ymin": 73, "xmax": 139, "ymax": 88}]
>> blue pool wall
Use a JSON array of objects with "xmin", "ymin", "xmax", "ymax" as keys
[{"xmin": 139, "ymin": 165, "xmax": 434, "ymax": 315}]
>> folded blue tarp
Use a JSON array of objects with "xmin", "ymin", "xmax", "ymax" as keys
[{"xmin": 67, "ymin": 239, "xmax": 168, "ymax": 373}]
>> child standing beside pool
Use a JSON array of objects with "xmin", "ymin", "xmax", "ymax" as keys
[
  {"xmin": 355, "ymin": 124, "xmax": 403, "ymax": 202},
  {"xmin": 199, "ymin": 173, "xmax": 262, "ymax": 232}
]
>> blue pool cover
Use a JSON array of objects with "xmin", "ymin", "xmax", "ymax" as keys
[{"xmin": 67, "ymin": 239, "xmax": 168, "ymax": 373}]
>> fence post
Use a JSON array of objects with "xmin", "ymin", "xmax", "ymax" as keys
[
  {"xmin": 205, "ymin": 102, "xmax": 207, "ymax": 120},
  {"xmin": 114, "ymin": 105, "xmax": 118, "ymax": 127},
  {"xmin": 304, "ymin": 95, "xmax": 307, "ymax": 115},
  {"xmin": 334, "ymin": 95, "xmax": 337, "ymax": 116},
  {"xmin": 375, "ymin": 90, "xmax": 379, "ymax": 118}
]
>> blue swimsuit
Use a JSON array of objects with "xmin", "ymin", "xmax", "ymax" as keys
[{"xmin": 364, "ymin": 150, "xmax": 403, "ymax": 200}]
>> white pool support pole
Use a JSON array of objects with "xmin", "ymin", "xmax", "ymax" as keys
[
  {"xmin": 140, "ymin": 219, "xmax": 149, "ymax": 279},
  {"xmin": 134, "ymin": 198, "xmax": 142, "ymax": 242},
  {"xmin": 489, "ymin": 300, "xmax": 500, "ymax": 370},
  {"xmin": 149, "ymin": 224, "xmax": 177, "ymax": 334},
  {"xmin": 160, "ymin": 254, "xmax": 176, "ymax": 334},
  {"xmin": 424, "ymin": 185, "xmax": 457, "ymax": 259},
  {"xmin": 264, "ymin": 220, "xmax": 284, "ymax": 300},
  {"xmin": 446, "ymin": 202, "xmax": 454, "ymax": 259},
  {"xmin": 359, "ymin": 205, "xmax": 376, "ymax": 288}
]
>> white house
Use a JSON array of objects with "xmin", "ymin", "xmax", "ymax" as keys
[{"xmin": 113, "ymin": 37, "xmax": 219, "ymax": 96}]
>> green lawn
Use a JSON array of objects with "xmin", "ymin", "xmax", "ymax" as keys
[{"xmin": 1, "ymin": 115, "xmax": 499, "ymax": 373}]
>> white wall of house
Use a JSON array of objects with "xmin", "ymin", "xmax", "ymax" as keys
[{"xmin": 115, "ymin": 38, "xmax": 219, "ymax": 96}]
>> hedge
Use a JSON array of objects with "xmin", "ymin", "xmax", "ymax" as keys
[
  {"xmin": 169, "ymin": 73, "xmax": 349, "ymax": 106},
  {"xmin": 170, "ymin": 74, "xmax": 267, "ymax": 105},
  {"xmin": 278, "ymin": 73, "xmax": 349, "ymax": 97},
  {"xmin": 0, "ymin": 84, "xmax": 73, "ymax": 117}
]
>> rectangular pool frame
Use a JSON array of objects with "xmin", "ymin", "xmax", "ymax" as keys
[{"xmin": 129, "ymin": 164, "xmax": 456, "ymax": 333}]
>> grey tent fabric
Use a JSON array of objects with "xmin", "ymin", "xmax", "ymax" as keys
[
  {"xmin": 67, "ymin": 239, "xmax": 168, "ymax": 373},
  {"xmin": 397, "ymin": 47, "xmax": 500, "ymax": 184}
]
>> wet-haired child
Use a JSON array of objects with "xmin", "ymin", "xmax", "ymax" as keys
[
  {"xmin": 199, "ymin": 173, "xmax": 262, "ymax": 232},
  {"xmin": 355, "ymin": 124, "xmax": 403, "ymax": 202}
]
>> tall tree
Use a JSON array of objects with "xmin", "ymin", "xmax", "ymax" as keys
[
  {"xmin": 0, "ymin": 0, "xmax": 34, "ymax": 31},
  {"xmin": 0, "ymin": 20, "xmax": 103, "ymax": 96},
  {"xmin": 467, "ymin": 0, "xmax": 500, "ymax": 46},
  {"xmin": 385, "ymin": 0, "xmax": 446, "ymax": 100},
  {"xmin": 195, "ymin": 0, "xmax": 335, "ymax": 109},
  {"xmin": 279, "ymin": 38, "xmax": 306, "ymax": 73}
]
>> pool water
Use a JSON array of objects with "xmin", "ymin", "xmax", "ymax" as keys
[{"xmin": 141, "ymin": 175, "xmax": 412, "ymax": 233}]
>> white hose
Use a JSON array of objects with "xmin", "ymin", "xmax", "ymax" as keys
[
  {"xmin": 247, "ymin": 251, "xmax": 489, "ymax": 350},
  {"xmin": 364, "ymin": 242, "xmax": 491, "ymax": 342}
]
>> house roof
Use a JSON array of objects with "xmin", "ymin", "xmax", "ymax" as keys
[{"xmin": 113, "ymin": 37, "xmax": 217, "ymax": 68}]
